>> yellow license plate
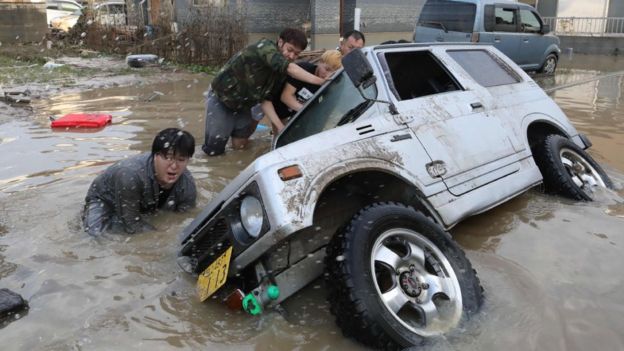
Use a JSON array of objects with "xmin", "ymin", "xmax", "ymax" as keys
[{"xmin": 197, "ymin": 246, "xmax": 233, "ymax": 302}]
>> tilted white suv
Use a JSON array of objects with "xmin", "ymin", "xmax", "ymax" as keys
[{"xmin": 178, "ymin": 43, "xmax": 612, "ymax": 349}]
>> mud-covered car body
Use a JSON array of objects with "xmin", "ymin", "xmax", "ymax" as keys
[{"xmin": 179, "ymin": 43, "xmax": 605, "ymax": 348}]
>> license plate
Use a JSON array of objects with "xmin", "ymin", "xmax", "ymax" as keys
[{"xmin": 197, "ymin": 246, "xmax": 232, "ymax": 302}]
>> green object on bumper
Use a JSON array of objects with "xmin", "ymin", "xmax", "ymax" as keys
[
  {"xmin": 267, "ymin": 285, "xmax": 280, "ymax": 300},
  {"xmin": 242, "ymin": 293, "xmax": 261, "ymax": 315},
  {"xmin": 242, "ymin": 285, "xmax": 280, "ymax": 315}
]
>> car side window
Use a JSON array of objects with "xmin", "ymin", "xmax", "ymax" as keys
[
  {"xmin": 447, "ymin": 50, "xmax": 521, "ymax": 87},
  {"xmin": 494, "ymin": 7, "xmax": 517, "ymax": 32},
  {"xmin": 520, "ymin": 9, "xmax": 542, "ymax": 33},
  {"xmin": 383, "ymin": 50, "xmax": 461, "ymax": 101}
]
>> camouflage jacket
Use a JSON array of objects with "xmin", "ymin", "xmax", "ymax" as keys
[{"xmin": 211, "ymin": 38, "xmax": 290, "ymax": 111}]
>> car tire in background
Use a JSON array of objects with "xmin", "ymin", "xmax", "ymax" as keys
[
  {"xmin": 538, "ymin": 53, "xmax": 558, "ymax": 75},
  {"xmin": 534, "ymin": 134, "xmax": 613, "ymax": 200},
  {"xmin": 324, "ymin": 202, "xmax": 483, "ymax": 349}
]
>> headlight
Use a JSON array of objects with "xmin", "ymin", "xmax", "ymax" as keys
[{"xmin": 240, "ymin": 196, "xmax": 263, "ymax": 238}]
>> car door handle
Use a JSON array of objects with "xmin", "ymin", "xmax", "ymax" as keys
[
  {"xmin": 470, "ymin": 102, "xmax": 483, "ymax": 110},
  {"xmin": 523, "ymin": 39, "xmax": 529, "ymax": 43},
  {"xmin": 494, "ymin": 37, "xmax": 501, "ymax": 42}
]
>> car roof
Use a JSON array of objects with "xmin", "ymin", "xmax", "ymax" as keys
[
  {"xmin": 430, "ymin": 0, "xmax": 530, "ymax": 6},
  {"xmin": 369, "ymin": 42, "xmax": 492, "ymax": 51},
  {"xmin": 47, "ymin": 0, "xmax": 82, "ymax": 4}
]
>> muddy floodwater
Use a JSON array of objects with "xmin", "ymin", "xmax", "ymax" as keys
[{"xmin": 1, "ymin": 54, "xmax": 624, "ymax": 351}]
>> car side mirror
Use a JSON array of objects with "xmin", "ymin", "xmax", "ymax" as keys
[
  {"xmin": 342, "ymin": 48, "xmax": 376, "ymax": 89},
  {"xmin": 541, "ymin": 24, "xmax": 551, "ymax": 34}
]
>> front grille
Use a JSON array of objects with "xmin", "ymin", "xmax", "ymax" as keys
[{"xmin": 185, "ymin": 217, "xmax": 232, "ymax": 273}]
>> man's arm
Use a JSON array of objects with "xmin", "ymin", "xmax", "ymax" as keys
[
  {"xmin": 287, "ymin": 63, "xmax": 324, "ymax": 85},
  {"xmin": 281, "ymin": 83, "xmax": 303, "ymax": 112},
  {"xmin": 261, "ymin": 100, "xmax": 285, "ymax": 132}
]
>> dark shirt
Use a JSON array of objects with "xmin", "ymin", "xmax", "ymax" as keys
[
  {"xmin": 211, "ymin": 38, "xmax": 290, "ymax": 111},
  {"xmin": 84, "ymin": 152, "xmax": 196, "ymax": 234},
  {"xmin": 272, "ymin": 61, "xmax": 318, "ymax": 119}
]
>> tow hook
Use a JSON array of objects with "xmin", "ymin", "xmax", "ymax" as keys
[{"xmin": 242, "ymin": 285, "xmax": 280, "ymax": 315}]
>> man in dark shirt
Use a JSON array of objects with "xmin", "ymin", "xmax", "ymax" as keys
[
  {"xmin": 83, "ymin": 128, "xmax": 197, "ymax": 236},
  {"xmin": 338, "ymin": 30, "xmax": 366, "ymax": 56},
  {"xmin": 261, "ymin": 50, "xmax": 343, "ymax": 133},
  {"xmin": 203, "ymin": 28, "xmax": 326, "ymax": 156}
]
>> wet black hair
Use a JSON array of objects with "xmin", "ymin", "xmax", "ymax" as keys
[
  {"xmin": 152, "ymin": 128, "xmax": 195, "ymax": 158},
  {"xmin": 279, "ymin": 28, "xmax": 308, "ymax": 50},
  {"xmin": 344, "ymin": 29, "xmax": 366, "ymax": 44}
]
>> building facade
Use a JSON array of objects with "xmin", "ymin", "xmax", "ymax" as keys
[{"xmin": 0, "ymin": 0, "xmax": 47, "ymax": 43}]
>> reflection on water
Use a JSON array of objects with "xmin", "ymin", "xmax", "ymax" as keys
[{"xmin": 1, "ymin": 55, "xmax": 624, "ymax": 350}]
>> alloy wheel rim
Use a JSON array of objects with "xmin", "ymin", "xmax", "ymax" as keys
[
  {"xmin": 370, "ymin": 228, "xmax": 463, "ymax": 337},
  {"xmin": 559, "ymin": 147, "xmax": 607, "ymax": 194},
  {"xmin": 544, "ymin": 57, "xmax": 556, "ymax": 74}
]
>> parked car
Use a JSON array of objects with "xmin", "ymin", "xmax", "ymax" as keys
[
  {"xmin": 94, "ymin": 1, "xmax": 128, "ymax": 27},
  {"xmin": 50, "ymin": 8, "xmax": 81, "ymax": 32},
  {"xmin": 413, "ymin": 0, "xmax": 561, "ymax": 74},
  {"xmin": 50, "ymin": 1, "xmax": 128, "ymax": 32},
  {"xmin": 46, "ymin": 0, "xmax": 82, "ymax": 27},
  {"xmin": 177, "ymin": 44, "xmax": 612, "ymax": 349}
]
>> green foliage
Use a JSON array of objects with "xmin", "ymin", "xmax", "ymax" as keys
[{"xmin": 183, "ymin": 64, "xmax": 219, "ymax": 75}]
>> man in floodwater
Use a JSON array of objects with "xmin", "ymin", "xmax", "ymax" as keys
[
  {"xmin": 83, "ymin": 128, "xmax": 197, "ymax": 236},
  {"xmin": 203, "ymin": 27, "xmax": 326, "ymax": 156}
]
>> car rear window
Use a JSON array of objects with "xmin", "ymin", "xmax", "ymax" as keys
[
  {"xmin": 447, "ymin": 50, "xmax": 521, "ymax": 87},
  {"xmin": 417, "ymin": 0, "xmax": 477, "ymax": 33}
]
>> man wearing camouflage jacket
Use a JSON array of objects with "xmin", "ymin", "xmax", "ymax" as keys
[{"xmin": 202, "ymin": 28, "xmax": 325, "ymax": 156}]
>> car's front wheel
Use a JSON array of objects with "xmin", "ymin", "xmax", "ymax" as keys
[
  {"xmin": 324, "ymin": 202, "xmax": 483, "ymax": 349},
  {"xmin": 539, "ymin": 53, "xmax": 558, "ymax": 74},
  {"xmin": 533, "ymin": 134, "xmax": 613, "ymax": 200}
]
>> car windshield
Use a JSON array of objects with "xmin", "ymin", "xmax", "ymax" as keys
[{"xmin": 275, "ymin": 70, "xmax": 377, "ymax": 148}]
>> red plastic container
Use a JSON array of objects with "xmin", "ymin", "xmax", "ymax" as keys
[{"xmin": 51, "ymin": 113, "xmax": 112, "ymax": 128}]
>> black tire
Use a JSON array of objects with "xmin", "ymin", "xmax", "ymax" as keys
[
  {"xmin": 533, "ymin": 134, "xmax": 613, "ymax": 201},
  {"xmin": 538, "ymin": 53, "xmax": 558, "ymax": 75},
  {"xmin": 324, "ymin": 202, "xmax": 483, "ymax": 350}
]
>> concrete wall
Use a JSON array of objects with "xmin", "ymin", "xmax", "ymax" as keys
[
  {"xmin": 0, "ymin": 0, "xmax": 47, "ymax": 44},
  {"xmin": 559, "ymin": 35, "xmax": 624, "ymax": 56},
  {"xmin": 537, "ymin": 0, "xmax": 558, "ymax": 17},
  {"xmin": 357, "ymin": 0, "xmax": 423, "ymax": 33},
  {"xmin": 608, "ymin": 0, "xmax": 624, "ymax": 17}
]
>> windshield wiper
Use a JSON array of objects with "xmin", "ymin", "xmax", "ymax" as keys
[
  {"xmin": 337, "ymin": 101, "xmax": 371, "ymax": 126},
  {"xmin": 419, "ymin": 21, "xmax": 448, "ymax": 33}
]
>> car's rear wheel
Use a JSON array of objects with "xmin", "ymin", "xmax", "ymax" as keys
[
  {"xmin": 533, "ymin": 134, "xmax": 613, "ymax": 200},
  {"xmin": 539, "ymin": 53, "xmax": 558, "ymax": 74},
  {"xmin": 324, "ymin": 202, "xmax": 483, "ymax": 349}
]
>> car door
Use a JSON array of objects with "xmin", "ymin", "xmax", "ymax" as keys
[
  {"xmin": 517, "ymin": 8, "xmax": 548, "ymax": 69},
  {"xmin": 480, "ymin": 4, "xmax": 521, "ymax": 63},
  {"xmin": 378, "ymin": 48, "xmax": 521, "ymax": 196}
]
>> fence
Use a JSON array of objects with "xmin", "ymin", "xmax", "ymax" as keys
[{"xmin": 543, "ymin": 17, "xmax": 624, "ymax": 36}]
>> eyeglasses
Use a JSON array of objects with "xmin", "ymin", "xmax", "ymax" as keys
[{"xmin": 158, "ymin": 153, "xmax": 189, "ymax": 166}]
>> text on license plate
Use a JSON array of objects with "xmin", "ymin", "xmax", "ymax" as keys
[{"xmin": 197, "ymin": 246, "xmax": 232, "ymax": 302}]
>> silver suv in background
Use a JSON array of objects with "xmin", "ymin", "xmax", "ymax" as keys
[{"xmin": 413, "ymin": 0, "xmax": 561, "ymax": 74}]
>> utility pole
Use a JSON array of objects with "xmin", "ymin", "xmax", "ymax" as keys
[{"xmin": 339, "ymin": 0, "xmax": 345, "ymax": 38}]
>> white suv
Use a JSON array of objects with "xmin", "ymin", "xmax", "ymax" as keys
[{"xmin": 178, "ymin": 43, "xmax": 612, "ymax": 349}]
